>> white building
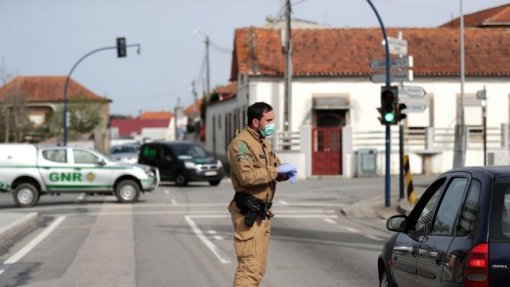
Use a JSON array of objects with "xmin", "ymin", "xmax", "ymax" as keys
[{"xmin": 206, "ymin": 4, "xmax": 510, "ymax": 178}]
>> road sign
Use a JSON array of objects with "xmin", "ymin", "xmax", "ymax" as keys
[
  {"xmin": 370, "ymin": 70, "xmax": 413, "ymax": 83},
  {"xmin": 401, "ymin": 102, "xmax": 427, "ymax": 113},
  {"xmin": 476, "ymin": 89, "xmax": 487, "ymax": 100},
  {"xmin": 386, "ymin": 37, "xmax": 408, "ymax": 55},
  {"xmin": 369, "ymin": 56, "xmax": 413, "ymax": 70},
  {"xmin": 400, "ymin": 86, "xmax": 427, "ymax": 99}
]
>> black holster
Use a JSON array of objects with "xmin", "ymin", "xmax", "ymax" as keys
[{"xmin": 233, "ymin": 192, "xmax": 272, "ymax": 227}]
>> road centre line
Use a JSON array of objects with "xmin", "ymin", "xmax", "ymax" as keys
[
  {"xmin": 278, "ymin": 200, "xmax": 289, "ymax": 205},
  {"xmin": 342, "ymin": 226, "xmax": 360, "ymax": 233},
  {"xmin": 0, "ymin": 216, "xmax": 66, "ymax": 275},
  {"xmin": 184, "ymin": 216, "xmax": 231, "ymax": 264},
  {"xmin": 364, "ymin": 234, "xmax": 385, "ymax": 241},
  {"xmin": 323, "ymin": 218, "xmax": 337, "ymax": 224}
]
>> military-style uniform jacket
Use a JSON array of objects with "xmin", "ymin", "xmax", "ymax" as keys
[{"xmin": 228, "ymin": 126, "xmax": 282, "ymax": 201}]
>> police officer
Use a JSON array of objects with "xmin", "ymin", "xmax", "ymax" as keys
[{"xmin": 228, "ymin": 102, "xmax": 297, "ymax": 287}]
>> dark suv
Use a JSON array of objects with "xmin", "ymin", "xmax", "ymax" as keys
[
  {"xmin": 138, "ymin": 141, "xmax": 224, "ymax": 186},
  {"xmin": 379, "ymin": 166, "xmax": 510, "ymax": 287}
]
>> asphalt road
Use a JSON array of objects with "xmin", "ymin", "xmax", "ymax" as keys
[{"xmin": 0, "ymin": 176, "xmax": 429, "ymax": 287}]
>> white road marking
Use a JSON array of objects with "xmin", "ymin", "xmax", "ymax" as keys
[
  {"xmin": 365, "ymin": 234, "xmax": 384, "ymax": 241},
  {"xmin": 75, "ymin": 193, "xmax": 86, "ymax": 202},
  {"xmin": 342, "ymin": 226, "xmax": 360, "ymax": 233},
  {"xmin": 184, "ymin": 216, "xmax": 231, "ymax": 264},
  {"xmin": 278, "ymin": 200, "xmax": 289, "ymax": 205},
  {"xmin": 323, "ymin": 218, "xmax": 337, "ymax": 224},
  {"xmin": 213, "ymin": 235, "xmax": 223, "ymax": 241},
  {"xmin": 163, "ymin": 189, "xmax": 170, "ymax": 195},
  {"xmin": 0, "ymin": 216, "xmax": 66, "ymax": 275},
  {"xmin": 207, "ymin": 230, "xmax": 217, "ymax": 235},
  {"xmin": 170, "ymin": 198, "xmax": 178, "ymax": 206}
]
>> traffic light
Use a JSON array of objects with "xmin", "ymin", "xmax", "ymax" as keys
[
  {"xmin": 116, "ymin": 37, "xmax": 127, "ymax": 58},
  {"xmin": 397, "ymin": 103, "xmax": 407, "ymax": 122},
  {"xmin": 380, "ymin": 86, "xmax": 398, "ymax": 125}
]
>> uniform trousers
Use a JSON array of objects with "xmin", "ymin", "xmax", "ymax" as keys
[{"xmin": 229, "ymin": 201, "xmax": 271, "ymax": 287}]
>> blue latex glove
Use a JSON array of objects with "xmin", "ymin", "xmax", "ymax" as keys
[
  {"xmin": 288, "ymin": 171, "xmax": 297, "ymax": 184},
  {"xmin": 277, "ymin": 163, "xmax": 297, "ymax": 174}
]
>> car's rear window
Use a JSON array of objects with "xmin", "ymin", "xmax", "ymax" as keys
[{"xmin": 490, "ymin": 182, "xmax": 510, "ymax": 242}]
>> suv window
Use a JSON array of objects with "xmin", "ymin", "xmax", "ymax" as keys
[
  {"xmin": 490, "ymin": 182, "xmax": 510, "ymax": 242},
  {"xmin": 142, "ymin": 146, "xmax": 157, "ymax": 159},
  {"xmin": 172, "ymin": 144, "xmax": 207, "ymax": 159},
  {"xmin": 73, "ymin": 150, "xmax": 99, "ymax": 164},
  {"xmin": 457, "ymin": 179, "xmax": 481, "ymax": 236},
  {"xmin": 430, "ymin": 178, "xmax": 468, "ymax": 235},
  {"xmin": 42, "ymin": 149, "xmax": 67, "ymax": 163}
]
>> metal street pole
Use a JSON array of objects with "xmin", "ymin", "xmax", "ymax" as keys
[
  {"xmin": 63, "ymin": 42, "xmax": 141, "ymax": 146},
  {"xmin": 453, "ymin": 0, "xmax": 466, "ymax": 168},
  {"xmin": 367, "ymin": 0, "xmax": 392, "ymax": 208},
  {"xmin": 284, "ymin": 0, "xmax": 292, "ymax": 137},
  {"xmin": 205, "ymin": 35, "xmax": 211, "ymax": 97}
]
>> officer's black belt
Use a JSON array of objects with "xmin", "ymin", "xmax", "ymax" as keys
[{"xmin": 233, "ymin": 192, "xmax": 272, "ymax": 226}]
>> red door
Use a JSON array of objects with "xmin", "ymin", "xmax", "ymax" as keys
[{"xmin": 312, "ymin": 128, "xmax": 342, "ymax": 175}]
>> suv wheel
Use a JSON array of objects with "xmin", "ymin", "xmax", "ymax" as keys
[
  {"xmin": 379, "ymin": 269, "xmax": 391, "ymax": 287},
  {"xmin": 115, "ymin": 180, "xmax": 140, "ymax": 203},
  {"xmin": 13, "ymin": 183, "xmax": 40, "ymax": 208},
  {"xmin": 175, "ymin": 174, "xmax": 188, "ymax": 186},
  {"xmin": 209, "ymin": 180, "xmax": 221, "ymax": 186}
]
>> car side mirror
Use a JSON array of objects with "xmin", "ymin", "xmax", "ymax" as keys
[
  {"xmin": 96, "ymin": 158, "xmax": 107, "ymax": 166},
  {"xmin": 387, "ymin": 215, "xmax": 408, "ymax": 232}
]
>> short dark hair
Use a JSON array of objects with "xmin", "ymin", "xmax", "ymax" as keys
[{"xmin": 247, "ymin": 102, "xmax": 273, "ymax": 125}]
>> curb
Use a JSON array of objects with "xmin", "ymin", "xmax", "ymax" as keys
[{"xmin": 0, "ymin": 212, "xmax": 39, "ymax": 242}]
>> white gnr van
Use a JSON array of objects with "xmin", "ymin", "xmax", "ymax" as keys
[{"xmin": 0, "ymin": 144, "xmax": 159, "ymax": 207}]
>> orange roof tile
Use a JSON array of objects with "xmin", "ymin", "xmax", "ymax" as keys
[
  {"xmin": 231, "ymin": 27, "xmax": 510, "ymax": 79},
  {"xmin": 441, "ymin": 4, "xmax": 510, "ymax": 28},
  {"xmin": 184, "ymin": 98, "xmax": 203, "ymax": 115},
  {"xmin": 139, "ymin": 111, "xmax": 173, "ymax": 119},
  {"xmin": 0, "ymin": 76, "xmax": 110, "ymax": 102}
]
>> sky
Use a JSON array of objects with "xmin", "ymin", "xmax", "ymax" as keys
[{"xmin": 0, "ymin": 0, "xmax": 508, "ymax": 116}]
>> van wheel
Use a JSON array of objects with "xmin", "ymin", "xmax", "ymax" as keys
[
  {"xmin": 115, "ymin": 180, "xmax": 140, "ymax": 203},
  {"xmin": 175, "ymin": 174, "xmax": 188, "ymax": 186},
  {"xmin": 13, "ymin": 183, "xmax": 40, "ymax": 208},
  {"xmin": 209, "ymin": 180, "xmax": 221, "ymax": 186}
]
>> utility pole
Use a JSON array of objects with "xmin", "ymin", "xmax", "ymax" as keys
[
  {"xmin": 453, "ymin": 0, "xmax": 466, "ymax": 168},
  {"xmin": 205, "ymin": 35, "xmax": 211, "ymax": 97},
  {"xmin": 283, "ymin": 0, "xmax": 292, "ymax": 140}
]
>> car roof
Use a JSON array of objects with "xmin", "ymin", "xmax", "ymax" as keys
[
  {"xmin": 444, "ymin": 166, "xmax": 510, "ymax": 181},
  {"xmin": 144, "ymin": 141, "xmax": 198, "ymax": 147}
]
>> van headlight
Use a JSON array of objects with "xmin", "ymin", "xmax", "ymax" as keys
[
  {"xmin": 144, "ymin": 168, "xmax": 155, "ymax": 177},
  {"xmin": 185, "ymin": 161, "xmax": 196, "ymax": 169},
  {"xmin": 216, "ymin": 160, "xmax": 223, "ymax": 168}
]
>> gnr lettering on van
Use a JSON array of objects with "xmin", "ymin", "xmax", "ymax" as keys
[{"xmin": 49, "ymin": 172, "xmax": 82, "ymax": 182}]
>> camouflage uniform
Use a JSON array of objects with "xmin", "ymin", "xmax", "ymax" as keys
[{"xmin": 228, "ymin": 126, "xmax": 282, "ymax": 287}]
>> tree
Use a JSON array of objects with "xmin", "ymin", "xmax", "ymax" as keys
[{"xmin": 46, "ymin": 101, "xmax": 103, "ymax": 140}]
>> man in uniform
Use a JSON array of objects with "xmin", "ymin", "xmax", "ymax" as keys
[{"xmin": 227, "ymin": 102, "xmax": 297, "ymax": 286}]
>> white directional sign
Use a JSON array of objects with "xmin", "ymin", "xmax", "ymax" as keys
[
  {"xmin": 386, "ymin": 37, "xmax": 408, "ymax": 55},
  {"xmin": 401, "ymin": 102, "xmax": 427, "ymax": 113},
  {"xmin": 400, "ymin": 86, "xmax": 427, "ymax": 99},
  {"xmin": 369, "ymin": 56, "xmax": 413, "ymax": 70},
  {"xmin": 370, "ymin": 70, "xmax": 413, "ymax": 83}
]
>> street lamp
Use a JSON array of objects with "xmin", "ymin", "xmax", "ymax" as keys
[
  {"xmin": 62, "ymin": 38, "xmax": 141, "ymax": 146},
  {"xmin": 453, "ymin": 0, "xmax": 466, "ymax": 168}
]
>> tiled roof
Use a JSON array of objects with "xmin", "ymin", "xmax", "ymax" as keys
[
  {"xmin": 139, "ymin": 111, "xmax": 173, "ymax": 119},
  {"xmin": 111, "ymin": 118, "xmax": 170, "ymax": 137},
  {"xmin": 441, "ymin": 4, "xmax": 510, "ymax": 28},
  {"xmin": 231, "ymin": 27, "xmax": 510, "ymax": 79},
  {"xmin": 183, "ymin": 98, "xmax": 203, "ymax": 115},
  {"xmin": 0, "ymin": 76, "xmax": 110, "ymax": 102},
  {"xmin": 216, "ymin": 82, "xmax": 237, "ymax": 101}
]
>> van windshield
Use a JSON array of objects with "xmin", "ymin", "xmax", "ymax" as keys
[
  {"xmin": 172, "ymin": 144, "xmax": 208, "ymax": 160},
  {"xmin": 490, "ymin": 182, "xmax": 510, "ymax": 242}
]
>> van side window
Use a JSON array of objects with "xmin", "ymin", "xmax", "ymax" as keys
[
  {"xmin": 430, "ymin": 178, "xmax": 468, "ymax": 235},
  {"xmin": 457, "ymin": 180, "xmax": 481, "ymax": 236},
  {"xmin": 42, "ymin": 149, "xmax": 67, "ymax": 163},
  {"xmin": 143, "ymin": 146, "xmax": 157, "ymax": 159},
  {"xmin": 491, "ymin": 182, "xmax": 510, "ymax": 242}
]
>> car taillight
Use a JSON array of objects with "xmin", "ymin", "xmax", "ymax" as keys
[{"xmin": 465, "ymin": 243, "xmax": 488, "ymax": 287}]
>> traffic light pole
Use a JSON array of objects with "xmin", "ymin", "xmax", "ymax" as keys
[
  {"xmin": 367, "ymin": 0, "xmax": 392, "ymax": 208},
  {"xmin": 62, "ymin": 42, "xmax": 141, "ymax": 146}
]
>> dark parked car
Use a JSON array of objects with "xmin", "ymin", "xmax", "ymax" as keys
[
  {"xmin": 379, "ymin": 166, "xmax": 510, "ymax": 287},
  {"xmin": 138, "ymin": 141, "xmax": 224, "ymax": 186}
]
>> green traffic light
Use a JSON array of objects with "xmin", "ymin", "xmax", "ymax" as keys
[{"xmin": 384, "ymin": 112, "xmax": 395, "ymax": 122}]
